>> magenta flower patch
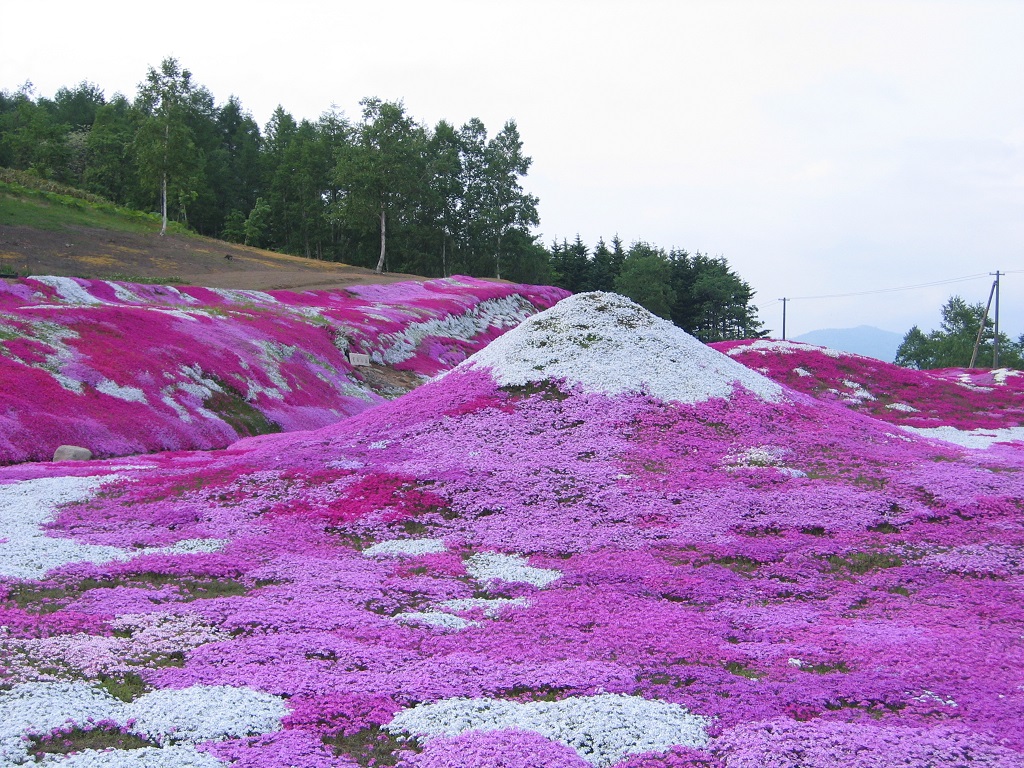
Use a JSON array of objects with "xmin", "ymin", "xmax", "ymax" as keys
[{"xmin": 0, "ymin": 275, "xmax": 566, "ymax": 464}]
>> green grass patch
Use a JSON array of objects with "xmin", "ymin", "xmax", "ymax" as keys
[
  {"xmin": 827, "ymin": 551, "xmax": 904, "ymax": 575},
  {"xmin": 802, "ymin": 661, "xmax": 851, "ymax": 674},
  {"xmin": 697, "ymin": 555, "xmax": 761, "ymax": 575},
  {"xmin": 106, "ymin": 272, "xmax": 187, "ymax": 285},
  {"xmin": 0, "ymin": 170, "xmax": 192, "ymax": 236},
  {"xmin": 724, "ymin": 661, "xmax": 762, "ymax": 680},
  {"xmin": 324, "ymin": 726, "xmax": 421, "ymax": 767},
  {"xmin": 5, "ymin": 573, "xmax": 252, "ymax": 613},
  {"xmin": 28, "ymin": 725, "xmax": 158, "ymax": 759},
  {"xmin": 500, "ymin": 380, "xmax": 570, "ymax": 401},
  {"xmin": 0, "ymin": 191, "xmax": 156, "ymax": 233},
  {"xmin": 868, "ymin": 522, "xmax": 901, "ymax": 534},
  {"xmin": 97, "ymin": 672, "xmax": 150, "ymax": 702},
  {"xmin": 204, "ymin": 386, "xmax": 282, "ymax": 438},
  {"xmin": 495, "ymin": 684, "xmax": 572, "ymax": 702}
]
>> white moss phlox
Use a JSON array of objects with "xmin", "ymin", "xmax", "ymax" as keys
[
  {"xmin": 0, "ymin": 476, "xmax": 226, "ymax": 580},
  {"xmin": 362, "ymin": 538, "xmax": 447, "ymax": 557},
  {"xmin": 465, "ymin": 293, "xmax": 783, "ymax": 404},
  {"xmin": 727, "ymin": 339, "xmax": 844, "ymax": 359},
  {"xmin": 466, "ymin": 552, "xmax": 561, "ymax": 588},
  {"xmin": 0, "ymin": 681, "xmax": 288, "ymax": 765},
  {"xmin": 901, "ymin": 425, "xmax": 1024, "ymax": 449},
  {"xmin": 388, "ymin": 693, "xmax": 711, "ymax": 767},
  {"xmin": 396, "ymin": 612, "xmax": 480, "ymax": 631}
]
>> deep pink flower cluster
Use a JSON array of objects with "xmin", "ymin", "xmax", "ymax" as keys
[
  {"xmin": 713, "ymin": 339, "xmax": 1024, "ymax": 429},
  {"xmin": 0, "ymin": 275, "xmax": 566, "ymax": 464}
]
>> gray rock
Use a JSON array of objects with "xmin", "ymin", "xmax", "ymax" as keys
[{"xmin": 53, "ymin": 445, "xmax": 93, "ymax": 462}]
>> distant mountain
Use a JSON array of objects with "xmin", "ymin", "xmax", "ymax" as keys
[{"xmin": 793, "ymin": 325, "xmax": 903, "ymax": 362}]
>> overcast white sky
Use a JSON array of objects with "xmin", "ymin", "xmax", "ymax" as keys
[{"xmin": 3, "ymin": 0, "xmax": 1022, "ymax": 338}]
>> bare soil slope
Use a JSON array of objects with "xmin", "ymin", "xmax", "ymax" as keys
[{"xmin": 0, "ymin": 223, "xmax": 427, "ymax": 291}]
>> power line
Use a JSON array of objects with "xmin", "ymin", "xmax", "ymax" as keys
[{"xmin": 786, "ymin": 272, "xmax": 994, "ymax": 301}]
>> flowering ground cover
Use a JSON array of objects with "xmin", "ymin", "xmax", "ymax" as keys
[
  {"xmin": 0, "ymin": 275, "xmax": 566, "ymax": 464},
  {"xmin": 716, "ymin": 338, "xmax": 1024, "ymax": 435},
  {"xmin": 1, "ymin": 292, "xmax": 1022, "ymax": 767}
]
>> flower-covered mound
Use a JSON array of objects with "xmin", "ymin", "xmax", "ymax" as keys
[
  {"xmin": 0, "ymin": 275, "xmax": 566, "ymax": 464},
  {"xmin": 1, "ymin": 293, "xmax": 1022, "ymax": 767},
  {"xmin": 716, "ymin": 338, "xmax": 1024, "ymax": 434}
]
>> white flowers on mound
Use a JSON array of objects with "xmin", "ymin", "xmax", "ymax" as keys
[
  {"xmin": 362, "ymin": 543, "xmax": 554, "ymax": 630},
  {"xmin": 397, "ymin": 612, "xmax": 481, "ymax": 630},
  {"xmin": 31, "ymin": 276, "xmax": 108, "ymax": 306},
  {"xmin": 725, "ymin": 446, "xmax": 806, "ymax": 477},
  {"xmin": 388, "ymin": 693, "xmax": 711, "ymax": 767},
  {"xmin": 362, "ymin": 538, "xmax": 448, "ymax": 557},
  {"xmin": 0, "ymin": 475, "xmax": 227, "ymax": 580},
  {"xmin": 0, "ymin": 682, "xmax": 287, "ymax": 765},
  {"xmin": 95, "ymin": 379, "xmax": 149, "ymax": 404},
  {"xmin": 727, "ymin": 339, "xmax": 844, "ymax": 359},
  {"xmin": 466, "ymin": 552, "xmax": 562, "ymax": 588},
  {"xmin": 464, "ymin": 293, "xmax": 783, "ymax": 404},
  {"xmin": 439, "ymin": 597, "xmax": 531, "ymax": 618},
  {"xmin": 376, "ymin": 295, "xmax": 541, "ymax": 365},
  {"xmin": 0, "ymin": 476, "xmax": 122, "ymax": 580},
  {"xmin": 901, "ymin": 425, "xmax": 1024, "ymax": 449},
  {"xmin": 53, "ymin": 745, "xmax": 223, "ymax": 767},
  {"xmin": 993, "ymin": 368, "xmax": 1022, "ymax": 384},
  {"xmin": 886, "ymin": 402, "xmax": 919, "ymax": 413},
  {"xmin": 841, "ymin": 379, "xmax": 875, "ymax": 401},
  {"xmin": 3, "ymin": 613, "xmax": 227, "ymax": 682}
]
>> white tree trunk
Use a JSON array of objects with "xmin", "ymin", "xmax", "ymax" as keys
[
  {"xmin": 374, "ymin": 208, "xmax": 387, "ymax": 273},
  {"xmin": 160, "ymin": 174, "xmax": 168, "ymax": 236}
]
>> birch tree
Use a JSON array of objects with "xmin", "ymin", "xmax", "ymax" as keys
[
  {"xmin": 134, "ymin": 57, "xmax": 203, "ymax": 235},
  {"xmin": 335, "ymin": 99, "xmax": 425, "ymax": 273}
]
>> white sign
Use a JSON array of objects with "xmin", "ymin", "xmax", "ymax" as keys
[{"xmin": 348, "ymin": 352, "xmax": 372, "ymax": 367}]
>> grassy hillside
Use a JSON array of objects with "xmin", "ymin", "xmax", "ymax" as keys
[{"xmin": 0, "ymin": 169, "xmax": 425, "ymax": 290}]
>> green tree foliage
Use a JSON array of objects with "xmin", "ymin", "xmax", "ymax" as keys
[
  {"xmin": 481, "ymin": 121, "xmax": 539, "ymax": 279},
  {"xmin": 84, "ymin": 95, "xmax": 138, "ymax": 204},
  {"xmin": 0, "ymin": 83, "xmax": 71, "ymax": 180},
  {"xmin": 550, "ymin": 236, "xmax": 591, "ymax": 293},
  {"xmin": 614, "ymin": 245, "xmax": 676, "ymax": 319},
  {"xmin": 551, "ymin": 236, "xmax": 764, "ymax": 341},
  {"xmin": 669, "ymin": 251, "xmax": 764, "ymax": 341},
  {"xmin": 335, "ymin": 99, "xmax": 426, "ymax": 273},
  {"xmin": 424, "ymin": 120, "xmax": 464, "ymax": 277},
  {"xmin": 896, "ymin": 295, "xmax": 1024, "ymax": 370},
  {"xmin": 244, "ymin": 197, "xmax": 271, "ymax": 247},
  {"xmin": 133, "ymin": 57, "xmax": 207, "ymax": 234},
  {"xmin": 0, "ymin": 59, "xmax": 760, "ymax": 337}
]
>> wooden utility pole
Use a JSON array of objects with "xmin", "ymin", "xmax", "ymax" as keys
[
  {"xmin": 779, "ymin": 298, "xmax": 788, "ymax": 340},
  {"xmin": 969, "ymin": 280, "xmax": 996, "ymax": 369},
  {"xmin": 991, "ymin": 270, "xmax": 1002, "ymax": 368}
]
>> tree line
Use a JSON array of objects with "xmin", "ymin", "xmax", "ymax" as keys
[
  {"xmin": 0, "ymin": 57, "xmax": 765, "ymax": 341},
  {"xmin": 896, "ymin": 295, "xmax": 1023, "ymax": 370},
  {"xmin": 550, "ymin": 236, "xmax": 765, "ymax": 341}
]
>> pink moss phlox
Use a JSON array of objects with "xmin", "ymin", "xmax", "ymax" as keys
[
  {"xmin": 283, "ymin": 692, "xmax": 401, "ymax": 737},
  {"xmin": 715, "ymin": 339, "xmax": 1024, "ymax": 429},
  {"xmin": 714, "ymin": 719, "xmax": 1024, "ymax": 768},
  {"xmin": 0, "ymin": 276, "xmax": 567, "ymax": 464},
  {"xmin": 2, "ymin": 316, "xmax": 1022, "ymax": 764}
]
